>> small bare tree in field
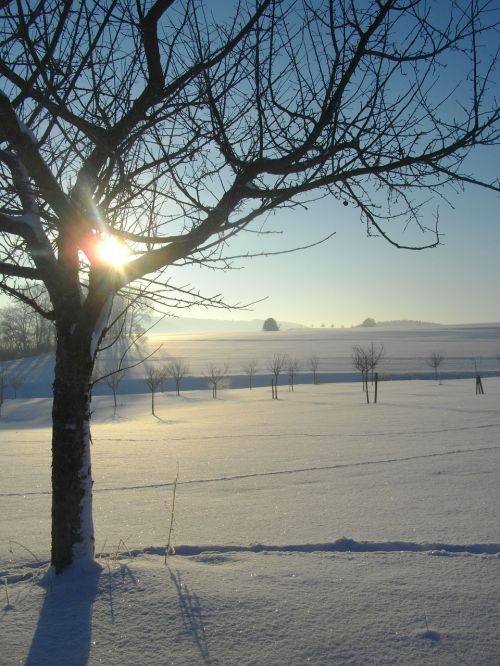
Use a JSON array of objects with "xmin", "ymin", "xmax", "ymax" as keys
[
  {"xmin": 268, "ymin": 354, "xmax": 287, "ymax": 399},
  {"xmin": 156, "ymin": 365, "xmax": 169, "ymax": 393},
  {"xmin": 102, "ymin": 367, "xmax": 126, "ymax": 416},
  {"xmin": 473, "ymin": 358, "xmax": 485, "ymax": 395},
  {"xmin": 205, "ymin": 363, "xmax": 229, "ymax": 399},
  {"xmin": 287, "ymin": 357, "xmax": 300, "ymax": 392},
  {"xmin": 307, "ymin": 355, "xmax": 320, "ymax": 385},
  {"xmin": 352, "ymin": 345, "xmax": 371, "ymax": 402},
  {"xmin": 427, "ymin": 352, "xmax": 445, "ymax": 383},
  {"xmin": 367, "ymin": 343, "xmax": 385, "ymax": 384},
  {"xmin": 144, "ymin": 366, "xmax": 163, "ymax": 416},
  {"xmin": 243, "ymin": 360, "xmax": 258, "ymax": 390},
  {"xmin": 166, "ymin": 359, "xmax": 190, "ymax": 396}
]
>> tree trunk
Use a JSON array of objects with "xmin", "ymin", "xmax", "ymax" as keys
[{"xmin": 51, "ymin": 329, "xmax": 96, "ymax": 573}]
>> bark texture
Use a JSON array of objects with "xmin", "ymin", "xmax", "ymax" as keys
[{"xmin": 51, "ymin": 326, "xmax": 95, "ymax": 572}]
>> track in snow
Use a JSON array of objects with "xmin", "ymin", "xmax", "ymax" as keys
[{"xmin": 2, "ymin": 444, "xmax": 499, "ymax": 497}]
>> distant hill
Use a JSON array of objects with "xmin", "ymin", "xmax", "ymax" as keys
[
  {"xmin": 149, "ymin": 316, "xmax": 306, "ymax": 334},
  {"xmin": 376, "ymin": 319, "xmax": 440, "ymax": 327},
  {"xmin": 357, "ymin": 318, "xmax": 440, "ymax": 328}
]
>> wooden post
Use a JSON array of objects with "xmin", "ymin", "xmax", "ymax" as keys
[{"xmin": 374, "ymin": 372, "xmax": 378, "ymax": 404}]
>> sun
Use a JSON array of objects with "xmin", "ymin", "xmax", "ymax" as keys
[{"xmin": 95, "ymin": 234, "xmax": 130, "ymax": 268}]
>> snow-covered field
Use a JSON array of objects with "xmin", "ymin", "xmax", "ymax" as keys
[
  {"xmin": 3, "ymin": 322, "xmax": 500, "ymax": 398},
  {"xmin": 1, "ymin": 377, "xmax": 499, "ymax": 665}
]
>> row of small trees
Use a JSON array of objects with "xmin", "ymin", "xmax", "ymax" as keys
[
  {"xmin": 2, "ymin": 346, "xmax": 496, "ymax": 417},
  {"xmin": 140, "ymin": 354, "xmax": 322, "ymax": 414},
  {"xmin": 263, "ymin": 354, "xmax": 320, "ymax": 397},
  {"xmin": 351, "ymin": 346, "xmax": 454, "ymax": 398},
  {"xmin": 139, "ymin": 346, "xmax": 482, "ymax": 412},
  {"xmin": 351, "ymin": 347, "xmax": 492, "ymax": 398},
  {"xmin": 142, "ymin": 360, "xmax": 192, "ymax": 415}
]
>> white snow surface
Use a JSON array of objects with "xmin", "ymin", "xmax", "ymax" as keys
[{"xmin": 1, "ymin": 378, "xmax": 499, "ymax": 665}]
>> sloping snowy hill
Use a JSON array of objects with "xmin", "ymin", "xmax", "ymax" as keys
[{"xmin": 1, "ymin": 322, "xmax": 499, "ymax": 398}]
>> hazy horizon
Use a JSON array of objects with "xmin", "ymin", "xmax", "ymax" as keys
[{"xmin": 148, "ymin": 313, "xmax": 500, "ymax": 334}]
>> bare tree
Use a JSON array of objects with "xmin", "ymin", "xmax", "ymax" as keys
[
  {"xmin": 166, "ymin": 359, "xmax": 190, "ymax": 396},
  {"xmin": 1, "ymin": 1, "xmax": 498, "ymax": 573},
  {"xmin": 427, "ymin": 352, "xmax": 445, "ymax": 383},
  {"xmin": 307, "ymin": 355, "xmax": 320, "ymax": 385},
  {"xmin": 204, "ymin": 363, "xmax": 229, "ymax": 399},
  {"xmin": 473, "ymin": 358, "xmax": 485, "ymax": 395},
  {"xmin": 268, "ymin": 354, "xmax": 287, "ymax": 399},
  {"xmin": 287, "ymin": 357, "xmax": 300, "ymax": 392},
  {"xmin": 352, "ymin": 345, "xmax": 371, "ymax": 402},
  {"xmin": 367, "ymin": 343, "xmax": 385, "ymax": 384},
  {"xmin": 144, "ymin": 366, "xmax": 163, "ymax": 416},
  {"xmin": 242, "ymin": 360, "xmax": 258, "ymax": 390},
  {"xmin": 156, "ymin": 364, "xmax": 169, "ymax": 393},
  {"xmin": 102, "ymin": 367, "xmax": 127, "ymax": 416}
]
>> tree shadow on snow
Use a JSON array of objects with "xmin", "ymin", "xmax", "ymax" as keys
[
  {"xmin": 25, "ymin": 564, "xmax": 101, "ymax": 666},
  {"xmin": 168, "ymin": 568, "xmax": 213, "ymax": 666}
]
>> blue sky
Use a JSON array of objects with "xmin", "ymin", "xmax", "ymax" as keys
[
  {"xmin": 169, "ymin": 2, "xmax": 500, "ymax": 327},
  {"xmin": 174, "ymin": 157, "xmax": 499, "ymax": 327}
]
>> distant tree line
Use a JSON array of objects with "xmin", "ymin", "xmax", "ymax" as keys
[
  {"xmin": 0, "ymin": 293, "xmax": 150, "ymax": 362},
  {"xmin": 0, "ymin": 299, "xmax": 55, "ymax": 360}
]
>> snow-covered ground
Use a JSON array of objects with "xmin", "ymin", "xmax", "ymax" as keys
[{"xmin": 1, "ymin": 377, "xmax": 499, "ymax": 665}]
